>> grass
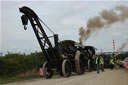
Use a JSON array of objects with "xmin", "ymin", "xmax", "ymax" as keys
[{"xmin": 0, "ymin": 75, "xmax": 41, "ymax": 84}]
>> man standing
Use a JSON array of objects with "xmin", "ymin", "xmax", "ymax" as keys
[
  {"xmin": 100, "ymin": 56, "xmax": 104, "ymax": 72},
  {"xmin": 96, "ymin": 55, "xmax": 100, "ymax": 73},
  {"xmin": 109, "ymin": 57, "xmax": 114, "ymax": 70}
]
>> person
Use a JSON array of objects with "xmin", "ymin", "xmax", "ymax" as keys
[
  {"xmin": 100, "ymin": 56, "xmax": 104, "ymax": 72},
  {"xmin": 40, "ymin": 68, "xmax": 43, "ymax": 77},
  {"xmin": 109, "ymin": 57, "xmax": 114, "ymax": 70},
  {"xmin": 123, "ymin": 61, "xmax": 128, "ymax": 71},
  {"xmin": 95, "ymin": 55, "xmax": 100, "ymax": 73},
  {"xmin": 104, "ymin": 57, "xmax": 109, "ymax": 68}
]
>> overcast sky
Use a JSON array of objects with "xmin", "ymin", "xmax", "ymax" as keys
[{"xmin": 1, "ymin": 0, "xmax": 128, "ymax": 55}]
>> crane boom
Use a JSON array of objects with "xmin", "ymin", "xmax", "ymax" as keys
[{"xmin": 19, "ymin": 6, "xmax": 60, "ymax": 66}]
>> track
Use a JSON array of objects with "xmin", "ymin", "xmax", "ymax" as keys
[{"xmin": 4, "ymin": 69, "xmax": 128, "ymax": 85}]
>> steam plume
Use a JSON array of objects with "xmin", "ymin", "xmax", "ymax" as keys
[
  {"xmin": 118, "ymin": 39, "xmax": 128, "ymax": 51},
  {"xmin": 79, "ymin": 5, "xmax": 128, "ymax": 44}
]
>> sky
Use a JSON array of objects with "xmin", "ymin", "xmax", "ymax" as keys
[{"xmin": 1, "ymin": 0, "xmax": 128, "ymax": 55}]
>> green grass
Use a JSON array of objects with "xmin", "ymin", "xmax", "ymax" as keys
[{"xmin": 0, "ymin": 75, "xmax": 41, "ymax": 84}]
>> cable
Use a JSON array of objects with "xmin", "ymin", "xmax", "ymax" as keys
[
  {"xmin": 38, "ymin": 18, "xmax": 55, "ymax": 34},
  {"xmin": 38, "ymin": 18, "xmax": 62, "ymax": 42}
]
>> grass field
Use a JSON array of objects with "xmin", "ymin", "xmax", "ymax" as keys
[{"xmin": 0, "ymin": 75, "xmax": 41, "ymax": 84}]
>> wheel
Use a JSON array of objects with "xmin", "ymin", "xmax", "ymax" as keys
[
  {"xmin": 62, "ymin": 59, "xmax": 72, "ymax": 77},
  {"xmin": 43, "ymin": 61, "xmax": 53, "ymax": 79},
  {"xmin": 88, "ymin": 59, "xmax": 92, "ymax": 72},
  {"xmin": 75, "ymin": 52, "xmax": 86, "ymax": 74}
]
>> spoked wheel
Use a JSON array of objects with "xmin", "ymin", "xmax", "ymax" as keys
[
  {"xmin": 62, "ymin": 59, "xmax": 72, "ymax": 77},
  {"xmin": 75, "ymin": 52, "xmax": 86, "ymax": 74},
  {"xmin": 43, "ymin": 61, "xmax": 53, "ymax": 79}
]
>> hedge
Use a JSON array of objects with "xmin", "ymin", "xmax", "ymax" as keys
[{"xmin": 0, "ymin": 52, "xmax": 45, "ymax": 77}]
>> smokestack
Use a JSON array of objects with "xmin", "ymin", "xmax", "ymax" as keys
[
  {"xmin": 54, "ymin": 34, "xmax": 59, "ymax": 49},
  {"xmin": 113, "ymin": 40, "xmax": 115, "ymax": 52},
  {"xmin": 79, "ymin": 5, "xmax": 128, "ymax": 44}
]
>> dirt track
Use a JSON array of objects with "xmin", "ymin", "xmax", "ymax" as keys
[{"xmin": 4, "ymin": 69, "xmax": 128, "ymax": 85}]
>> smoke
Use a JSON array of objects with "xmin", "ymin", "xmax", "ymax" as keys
[
  {"xmin": 118, "ymin": 39, "xmax": 128, "ymax": 51},
  {"xmin": 79, "ymin": 5, "xmax": 128, "ymax": 44}
]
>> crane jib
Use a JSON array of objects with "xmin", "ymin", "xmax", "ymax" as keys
[{"xmin": 19, "ymin": 6, "xmax": 61, "ymax": 66}]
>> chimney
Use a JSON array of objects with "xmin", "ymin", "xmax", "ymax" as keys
[{"xmin": 54, "ymin": 34, "xmax": 58, "ymax": 49}]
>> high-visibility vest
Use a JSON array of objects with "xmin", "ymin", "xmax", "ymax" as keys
[
  {"xmin": 96, "ymin": 57, "xmax": 99, "ymax": 64},
  {"xmin": 100, "ymin": 58, "xmax": 104, "ymax": 64},
  {"xmin": 110, "ymin": 59, "xmax": 114, "ymax": 65}
]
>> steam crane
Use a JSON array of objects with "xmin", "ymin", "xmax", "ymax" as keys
[{"xmin": 19, "ymin": 6, "xmax": 95, "ymax": 79}]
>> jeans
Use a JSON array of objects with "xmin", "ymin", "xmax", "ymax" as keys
[
  {"xmin": 97, "ymin": 64, "xmax": 104, "ymax": 73},
  {"xmin": 101, "ymin": 64, "xmax": 104, "ymax": 71},
  {"xmin": 97, "ymin": 64, "xmax": 99, "ymax": 73}
]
